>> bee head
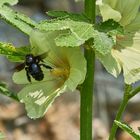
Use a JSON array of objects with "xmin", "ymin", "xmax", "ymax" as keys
[{"xmin": 25, "ymin": 54, "xmax": 34, "ymax": 65}]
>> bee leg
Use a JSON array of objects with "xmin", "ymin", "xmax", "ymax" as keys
[
  {"xmin": 25, "ymin": 67, "xmax": 31, "ymax": 82},
  {"xmin": 40, "ymin": 64, "xmax": 52, "ymax": 70}
]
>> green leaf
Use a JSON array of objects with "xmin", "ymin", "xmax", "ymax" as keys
[
  {"xmin": 0, "ymin": 42, "xmax": 30, "ymax": 62},
  {"xmin": 37, "ymin": 18, "xmax": 114, "ymax": 54},
  {"xmin": 47, "ymin": 11, "xmax": 68, "ymax": 17},
  {"xmin": 47, "ymin": 11, "xmax": 88, "ymax": 21},
  {"xmin": 36, "ymin": 19, "xmax": 94, "ymax": 47},
  {"xmin": 0, "ymin": 5, "xmax": 37, "ymax": 35},
  {"xmin": 0, "ymin": 0, "xmax": 18, "ymax": 6},
  {"xmin": 93, "ymin": 31, "xmax": 114, "ymax": 55},
  {"xmin": 0, "ymin": 82, "xmax": 18, "ymax": 101},
  {"xmin": 115, "ymin": 120, "xmax": 140, "ymax": 139},
  {"xmin": 96, "ymin": 19, "xmax": 124, "ymax": 36}
]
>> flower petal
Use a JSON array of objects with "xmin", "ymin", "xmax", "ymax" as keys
[
  {"xmin": 113, "ymin": 32, "xmax": 140, "ymax": 84},
  {"xmin": 125, "ymin": 12, "xmax": 140, "ymax": 32},
  {"xmin": 98, "ymin": 0, "xmax": 140, "ymax": 26},
  {"xmin": 115, "ymin": 0, "xmax": 140, "ymax": 26},
  {"xmin": 18, "ymin": 79, "xmax": 66, "ymax": 118},
  {"xmin": 97, "ymin": 2, "xmax": 121, "ymax": 22},
  {"xmin": 13, "ymin": 67, "xmax": 55, "ymax": 84},
  {"xmin": 96, "ymin": 50, "xmax": 121, "ymax": 77}
]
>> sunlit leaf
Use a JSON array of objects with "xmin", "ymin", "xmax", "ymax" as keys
[
  {"xmin": 37, "ymin": 18, "xmax": 115, "ymax": 54},
  {"xmin": 36, "ymin": 19, "xmax": 94, "ymax": 47},
  {"xmin": 0, "ymin": 5, "xmax": 36, "ymax": 35},
  {"xmin": 93, "ymin": 31, "xmax": 114, "ymax": 55}
]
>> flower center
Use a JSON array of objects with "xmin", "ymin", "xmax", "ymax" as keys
[{"xmin": 50, "ymin": 68, "xmax": 70, "ymax": 80}]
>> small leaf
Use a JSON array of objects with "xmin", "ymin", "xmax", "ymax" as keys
[
  {"xmin": 96, "ymin": 19, "xmax": 124, "ymax": 36},
  {"xmin": 47, "ymin": 11, "xmax": 88, "ymax": 21},
  {"xmin": 0, "ymin": 82, "xmax": 18, "ymax": 101},
  {"xmin": 47, "ymin": 11, "xmax": 69, "ymax": 18},
  {"xmin": 0, "ymin": 42, "xmax": 30, "ymax": 62},
  {"xmin": 93, "ymin": 31, "xmax": 114, "ymax": 55},
  {"xmin": 115, "ymin": 120, "xmax": 140, "ymax": 139},
  {"xmin": 0, "ymin": 5, "xmax": 37, "ymax": 35}
]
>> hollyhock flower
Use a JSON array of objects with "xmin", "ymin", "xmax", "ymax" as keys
[
  {"xmin": 13, "ymin": 30, "xmax": 86, "ymax": 118},
  {"xmin": 96, "ymin": 0, "xmax": 140, "ymax": 84}
]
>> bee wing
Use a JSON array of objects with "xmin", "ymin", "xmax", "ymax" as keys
[
  {"xmin": 15, "ymin": 63, "xmax": 25, "ymax": 72},
  {"xmin": 35, "ymin": 52, "xmax": 49, "ymax": 62}
]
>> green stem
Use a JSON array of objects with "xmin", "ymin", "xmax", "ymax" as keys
[
  {"xmin": 109, "ymin": 85, "xmax": 130, "ymax": 140},
  {"xmin": 80, "ymin": 49, "xmax": 95, "ymax": 140},
  {"xmin": 0, "ymin": 91, "xmax": 19, "ymax": 101},
  {"xmin": 84, "ymin": 0, "xmax": 96, "ymax": 23},
  {"xmin": 80, "ymin": 1, "xmax": 95, "ymax": 140},
  {"xmin": 109, "ymin": 98, "xmax": 128, "ymax": 140},
  {"xmin": 129, "ymin": 86, "xmax": 140, "ymax": 99}
]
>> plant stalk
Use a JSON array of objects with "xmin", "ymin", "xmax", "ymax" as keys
[
  {"xmin": 80, "ymin": 1, "xmax": 95, "ymax": 140},
  {"xmin": 109, "ymin": 98, "xmax": 128, "ymax": 140},
  {"xmin": 109, "ymin": 85, "xmax": 130, "ymax": 140},
  {"xmin": 129, "ymin": 86, "xmax": 140, "ymax": 99},
  {"xmin": 84, "ymin": 0, "xmax": 96, "ymax": 22},
  {"xmin": 80, "ymin": 49, "xmax": 95, "ymax": 140}
]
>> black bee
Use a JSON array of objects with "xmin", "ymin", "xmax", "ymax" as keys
[{"xmin": 15, "ymin": 53, "xmax": 52, "ymax": 82}]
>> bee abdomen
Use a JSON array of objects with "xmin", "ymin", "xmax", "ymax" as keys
[{"xmin": 33, "ymin": 72, "xmax": 44, "ymax": 81}]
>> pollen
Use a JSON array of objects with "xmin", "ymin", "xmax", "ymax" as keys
[{"xmin": 50, "ymin": 68, "xmax": 70, "ymax": 79}]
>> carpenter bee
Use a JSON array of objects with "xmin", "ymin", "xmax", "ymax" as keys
[{"xmin": 15, "ymin": 52, "xmax": 52, "ymax": 82}]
